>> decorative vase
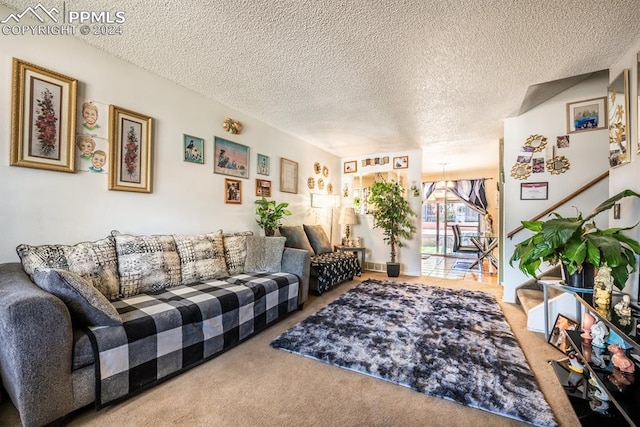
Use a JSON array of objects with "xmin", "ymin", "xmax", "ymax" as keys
[{"xmin": 593, "ymin": 264, "xmax": 613, "ymax": 317}]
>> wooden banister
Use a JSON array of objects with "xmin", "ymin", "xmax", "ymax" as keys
[{"xmin": 507, "ymin": 171, "xmax": 609, "ymax": 239}]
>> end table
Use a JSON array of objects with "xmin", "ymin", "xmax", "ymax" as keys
[{"xmin": 334, "ymin": 245, "xmax": 366, "ymax": 269}]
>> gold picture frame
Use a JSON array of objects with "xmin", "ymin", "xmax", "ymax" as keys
[
  {"xmin": 280, "ymin": 157, "xmax": 298, "ymax": 194},
  {"xmin": 10, "ymin": 58, "xmax": 77, "ymax": 173},
  {"xmin": 225, "ymin": 178, "xmax": 242, "ymax": 204},
  {"xmin": 108, "ymin": 105, "xmax": 153, "ymax": 193},
  {"xmin": 608, "ymin": 69, "xmax": 630, "ymax": 168}
]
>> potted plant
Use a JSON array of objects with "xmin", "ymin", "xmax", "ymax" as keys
[
  {"xmin": 254, "ymin": 197, "xmax": 291, "ymax": 236},
  {"xmin": 368, "ymin": 179, "xmax": 417, "ymax": 277},
  {"xmin": 510, "ymin": 189, "xmax": 640, "ymax": 290}
]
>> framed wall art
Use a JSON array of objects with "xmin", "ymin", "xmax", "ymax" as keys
[
  {"xmin": 214, "ymin": 137, "xmax": 249, "ymax": 178},
  {"xmin": 520, "ymin": 182, "xmax": 548, "ymax": 200},
  {"xmin": 183, "ymin": 134, "xmax": 204, "ymax": 164},
  {"xmin": 256, "ymin": 178, "xmax": 272, "ymax": 197},
  {"xmin": 10, "ymin": 58, "xmax": 78, "ymax": 173},
  {"xmin": 566, "ymin": 97, "xmax": 607, "ymax": 134},
  {"xmin": 393, "ymin": 156, "xmax": 408, "ymax": 169},
  {"xmin": 257, "ymin": 153, "xmax": 270, "ymax": 175},
  {"xmin": 108, "ymin": 105, "xmax": 153, "ymax": 193},
  {"xmin": 608, "ymin": 69, "xmax": 630, "ymax": 168},
  {"xmin": 225, "ymin": 178, "xmax": 242, "ymax": 204},
  {"xmin": 280, "ymin": 157, "xmax": 298, "ymax": 194},
  {"xmin": 343, "ymin": 160, "xmax": 357, "ymax": 173},
  {"xmin": 547, "ymin": 314, "xmax": 579, "ymax": 354}
]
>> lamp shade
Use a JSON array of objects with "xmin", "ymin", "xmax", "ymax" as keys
[{"xmin": 338, "ymin": 207, "xmax": 359, "ymax": 225}]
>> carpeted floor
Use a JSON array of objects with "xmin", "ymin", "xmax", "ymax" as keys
[
  {"xmin": 0, "ymin": 273, "xmax": 580, "ymax": 427},
  {"xmin": 271, "ymin": 279, "xmax": 556, "ymax": 426}
]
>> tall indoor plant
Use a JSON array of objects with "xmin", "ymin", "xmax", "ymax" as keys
[
  {"xmin": 254, "ymin": 197, "xmax": 291, "ymax": 236},
  {"xmin": 368, "ymin": 179, "xmax": 417, "ymax": 277},
  {"xmin": 510, "ymin": 189, "xmax": 640, "ymax": 290}
]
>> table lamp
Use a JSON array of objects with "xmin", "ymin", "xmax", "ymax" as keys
[{"xmin": 339, "ymin": 207, "xmax": 359, "ymax": 246}]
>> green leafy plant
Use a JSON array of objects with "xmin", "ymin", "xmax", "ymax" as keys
[
  {"xmin": 368, "ymin": 179, "xmax": 417, "ymax": 263},
  {"xmin": 254, "ymin": 197, "xmax": 291, "ymax": 236},
  {"xmin": 510, "ymin": 189, "xmax": 640, "ymax": 290}
]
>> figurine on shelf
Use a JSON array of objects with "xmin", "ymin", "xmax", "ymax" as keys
[
  {"xmin": 614, "ymin": 294, "xmax": 632, "ymax": 318},
  {"xmin": 593, "ymin": 264, "xmax": 613, "ymax": 316},
  {"xmin": 608, "ymin": 344, "xmax": 635, "ymax": 373},
  {"xmin": 590, "ymin": 320, "xmax": 608, "ymax": 348},
  {"xmin": 590, "ymin": 345, "xmax": 607, "ymax": 369},
  {"xmin": 567, "ymin": 351, "xmax": 584, "ymax": 374},
  {"xmin": 581, "ymin": 311, "xmax": 596, "ymax": 341},
  {"xmin": 608, "ymin": 367, "xmax": 634, "ymax": 392}
]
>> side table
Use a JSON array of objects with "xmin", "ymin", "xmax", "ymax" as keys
[{"xmin": 334, "ymin": 245, "xmax": 366, "ymax": 269}]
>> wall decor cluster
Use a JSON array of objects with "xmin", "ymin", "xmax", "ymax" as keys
[
  {"xmin": 214, "ymin": 136, "xmax": 249, "ymax": 178},
  {"xmin": 510, "ymin": 133, "xmax": 571, "ymax": 180},
  {"xmin": 222, "ymin": 117, "xmax": 242, "ymax": 134},
  {"xmin": 10, "ymin": 58, "xmax": 77, "ymax": 173},
  {"xmin": 361, "ymin": 156, "xmax": 389, "ymax": 167},
  {"xmin": 608, "ymin": 69, "xmax": 630, "ymax": 168}
]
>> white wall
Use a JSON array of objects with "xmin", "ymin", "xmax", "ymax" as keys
[
  {"xmin": 502, "ymin": 73, "xmax": 610, "ymax": 302},
  {"xmin": 0, "ymin": 5, "xmax": 340, "ymax": 262},
  {"xmin": 340, "ymin": 149, "xmax": 422, "ymax": 276}
]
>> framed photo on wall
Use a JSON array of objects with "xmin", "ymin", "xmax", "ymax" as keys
[
  {"xmin": 548, "ymin": 314, "xmax": 579, "ymax": 354},
  {"xmin": 10, "ymin": 58, "xmax": 78, "ymax": 173},
  {"xmin": 520, "ymin": 182, "xmax": 548, "ymax": 200},
  {"xmin": 343, "ymin": 160, "xmax": 357, "ymax": 173},
  {"xmin": 108, "ymin": 105, "xmax": 153, "ymax": 193},
  {"xmin": 214, "ymin": 137, "xmax": 249, "ymax": 178},
  {"xmin": 280, "ymin": 157, "xmax": 298, "ymax": 194},
  {"xmin": 257, "ymin": 153, "xmax": 270, "ymax": 175},
  {"xmin": 393, "ymin": 156, "xmax": 409, "ymax": 169},
  {"xmin": 566, "ymin": 97, "xmax": 607, "ymax": 134},
  {"xmin": 183, "ymin": 134, "xmax": 204, "ymax": 164},
  {"xmin": 225, "ymin": 178, "xmax": 242, "ymax": 204},
  {"xmin": 256, "ymin": 179, "xmax": 271, "ymax": 197}
]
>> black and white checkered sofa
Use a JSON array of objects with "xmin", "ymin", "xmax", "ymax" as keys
[{"xmin": 0, "ymin": 230, "xmax": 310, "ymax": 427}]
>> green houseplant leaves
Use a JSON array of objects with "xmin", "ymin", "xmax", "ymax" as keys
[{"xmin": 254, "ymin": 197, "xmax": 291, "ymax": 236}]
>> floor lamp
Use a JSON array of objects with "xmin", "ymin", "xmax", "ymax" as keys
[{"xmin": 310, "ymin": 194, "xmax": 340, "ymax": 244}]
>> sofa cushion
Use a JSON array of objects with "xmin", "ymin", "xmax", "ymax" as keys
[
  {"xmin": 223, "ymin": 231, "xmax": 253, "ymax": 275},
  {"xmin": 244, "ymin": 236, "xmax": 286, "ymax": 273},
  {"xmin": 279, "ymin": 225, "xmax": 315, "ymax": 254},
  {"xmin": 16, "ymin": 236, "xmax": 120, "ymax": 300},
  {"xmin": 113, "ymin": 232, "xmax": 182, "ymax": 297},
  {"xmin": 174, "ymin": 230, "xmax": 228, "ymax": 284},
  {"xmin": 32, "ymin": 268, "xmax": 122, "ymax": 326},
  {"xmin": 303, "ymin": 224, "xmax": 333, "ymax": 254}
]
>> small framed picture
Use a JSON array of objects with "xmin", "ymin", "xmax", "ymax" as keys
[
  {"xmin": 256, "ymin": 179, "xmax": 271, "ymax": 197},
  {"xmin": 214, "ymin": 136, "xmax": 249, "ymax": 178},
  {"xmin": 257, "ymin": 153, "xmax": 270, "ymax": 175},
  {"xmin": 393, "ymin": 156, "xmax": 408, "ymax": 169},
  {"xmin": 224, "ymin": 178, "xmax": 242, "ymax": 204},
  {"xmin": 566, "ymin": 97, "xmax": 607, "ymax": 134},
  {"xmin": 183, "ymin": 134, "xmax": 204, "ymax": 164},
  {"xmin": 344, "ymin": 160, "xmax": 357, "ymax": 174},
  {"xmin": 280, "ymin": 157, "xmax": 298, "ymax": 194},
  {"xmin": 520, "ymin": 182, "xmax": 548, "ymax": 200},
  {"xmin": 548, "ymin": 314, "xmax": 579, "ymax": 354}
]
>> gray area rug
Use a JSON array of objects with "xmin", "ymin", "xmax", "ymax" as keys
[{"xmin": 271, "ymin": 279, "xmax": 556, "ymax": 427}]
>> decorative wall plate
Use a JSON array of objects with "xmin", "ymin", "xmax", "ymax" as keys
[
  {"xmin": 322, "ymin": 166, "xmax": 329, "ymax": 177},
  {"xmin": 510, "ymin": 162, "xmax": 532, "ymax": 180},
  {"xmin": 317, "ymin": 178, "xmax": 325, "ymax": 190},
  {"xmin": 327, "ymin": 183, "xmax": 333, "ymax": 194},
  {"xmin": 546, "ymin": 156, "xmax": 570, "ymax": 175},
  {"xmin": 314, "ymin": 162, "xmax": 321, "ymax": 174},
  {"xmin": 524, "ymin": 134, "xmax": 548, "ymax": 152},
  {"xmin": 307, "ymin": 177, "xmax": 315, "ymax": 189}
]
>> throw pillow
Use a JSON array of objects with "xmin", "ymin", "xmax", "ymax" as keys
[
  {"xmin": 244, "ymin": 236, "xmax": 285, "ymax": 273},
  {"xmin": 113, "ymin": 233, "xmax": 182, "ymax": 298},
  {"xmin": 279, "ymin": 225, "xmax": 315, "ymax": 254},
  {"xmin": 223, "ymin": 231, "xmax": 253, "ymax": 275},
  {"xmin": 303, "ymin": 224, "xmax": 333, "ymax": 254},
  {"xmin": 32, "ymin": 269, "xmax": 122, "ymax": 326},
  {"xmin": 16, "ymin": 236, "xmax": 120, "ymax": 301},
  {"xmin": 173, "ymin": 230, "xmax": 229, "ymax": 284}
]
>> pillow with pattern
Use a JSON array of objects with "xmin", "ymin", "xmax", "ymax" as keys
[
  {"xmin": 244, "ymin": 236, "xmax": 285, "ymax": 273},
  {"xmin": 223, "ymin": 231, "xmax": 253, "ymax": 276},
  {"xmin": 112, "ymin": 232, "xmax": 182, "ymax": 298},
  {"xmin": 33, "ymin": 268, "xmax": 122, "ymax": 326},
  {"xmin": 16, "ymin": 236, "xmax": 120, "ymax": 301},
  {"xmin": 173, "ymin": 230, "xmax": 228, "ymax": 284}
]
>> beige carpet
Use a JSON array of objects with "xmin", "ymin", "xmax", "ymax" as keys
[{"xmin": 0, "ymin": 273, "xmax": 579, "ymax": 427}]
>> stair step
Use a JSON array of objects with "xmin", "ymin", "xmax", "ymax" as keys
[{"xmin": 516, "ymin": 287, "xmax": 564, "ymax": 314}]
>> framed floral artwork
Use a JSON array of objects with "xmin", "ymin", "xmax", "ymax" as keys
[
  {"xmin": 280, "ymin": 157, "xmax": 298, "ymax": 194},
  {"xmin": 214, "ymin": 137, "xmax": 249, "ymax": 178},
  {"xmin": 108, "ymin": 105, "xmax": 153, "ymax": 193},
  {"xmin": 225, "ymin": 178, "xmax": 242, "ymax": 204},
  {"xmin": 183, "ymin": 134, "xmax": 204, "ymax": 164},
  {"xmin": 10, "ymin": 58, "xmax": 78, "ymax": 173}
]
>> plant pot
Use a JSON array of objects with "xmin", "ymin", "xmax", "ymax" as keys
[
  {"xmin": 264, "ymin": 228, "xmax": 275, "ymax": 237},
  {"xmin": 386, "ymin": 262, "xmax": 400, "ymax": 277},
  {"xmin": 562, "ymin": 263, "xmax": 595, "ymax": 288}
]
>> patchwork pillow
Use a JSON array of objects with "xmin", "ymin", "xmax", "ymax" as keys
[
  {"xmin": 32, "ymin": 268, "xmax": 122, "ymax": 326},
  {"xmin": 113, "ymin": 232, "xmax": 181, "ymax": 298},
  {"xmin": 303, "ymin": 224, "xmax": 333, "ymax": 254},
  {"xmin": 279, "ymin": 225, "xmax": 315, "ymax": 254},
  {"xmin": 173, "ymin": 230, "xmax": 228, "ymax": 284},
  {"xmin": 244, "ymin": 236, "xmax": 286, "ymax": 273},
  {"xmin": 223, "ymin": 231, "xmax": 253, "ymax": 275},
  {"xmin": 16, "ymin": 236, "xmax": 120, "ymax": 301}
]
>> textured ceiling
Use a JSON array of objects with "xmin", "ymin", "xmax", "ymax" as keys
[{"xmin": 4, "ymin": 0, "xmax": 640, "ymax": 173}]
